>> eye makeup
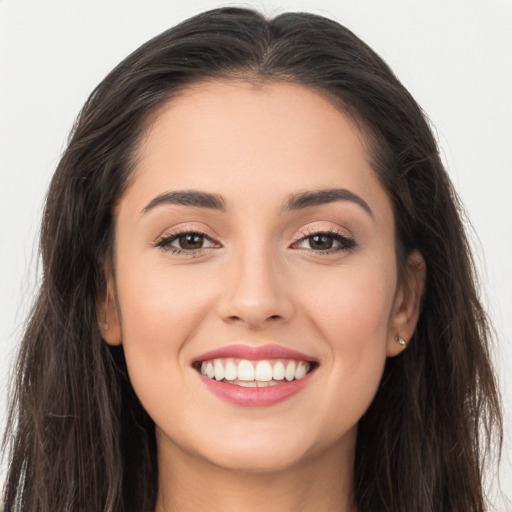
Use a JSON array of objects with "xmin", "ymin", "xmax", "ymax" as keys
[
  {"xmin": 153, "ymin": 224, "xmax": 357, "ymax": 258},
  {"xmin": 154, "ymin": 227, "xmax": 219, "ymax": 256},
  {"xmin": 291, "ymin": 227, "xmax": 357, "ymax": 255}
]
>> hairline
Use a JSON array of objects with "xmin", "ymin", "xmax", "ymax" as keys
[{"xmin": 106, "ymin": 74, "xmax": 407, "ymax": 285}]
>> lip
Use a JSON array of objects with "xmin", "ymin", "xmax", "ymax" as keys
[
  {"xmin": 192, "ymin": 343, "xmax": 318, "ymax": 407},
  {"xmin": 197, "ymin": 368, "xmax": 317, "ymax": 407},
  {"xmin": 192, "ymin": 343, "xmax": 318, "ymax": 364}
]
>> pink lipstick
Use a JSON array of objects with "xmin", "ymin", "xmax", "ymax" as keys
[
  {"xmin": 193, "ymin": 343, "xmax": 318, "ymax": 364},
  {"xmin": 193, "ymin": 343, "xmax": 318, "ymax": 407}
]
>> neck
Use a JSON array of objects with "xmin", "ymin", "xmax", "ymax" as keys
[{"xmin": 154, "ymin": 428, "xmax": 357, "ymax": 512}]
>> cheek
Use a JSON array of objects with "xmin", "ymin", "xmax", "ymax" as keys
[
  {"xmin": 302, "ymin": 258, "xmax": 395, "ymax": 343},
  {"xmin": 297, "ymin": 259, "xmax": 395, "ymax": 421},
  {"xmin": 117, "ymin": 260, "xmax": 217, "ymax": 339},
  {"xmin": 114, "ymin": 260, "xmax": 220, "ymax": 395}
]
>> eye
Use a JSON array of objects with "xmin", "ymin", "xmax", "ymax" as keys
[
  {"xmin": 293, "ymin": 230, "xmax": 356, "ymax": 253},
  {"xmin": 173, "ymin": 233, "xmax": 209, "ymax": 250},
  {"xmin": 306, "ymin": 234, "xmax": 336, "ymax": 251},
  {"xmin": 155, "ymin": 230, "xmax": 218, "ymax": 253}
]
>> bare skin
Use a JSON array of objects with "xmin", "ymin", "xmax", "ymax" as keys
[
  {"xmin": 155, "ymin": 430, "xmax": 356, "ymax": 512},
  {"xmin": 100, "ymin": 80, "xmax": 425, "ymax": 512}
]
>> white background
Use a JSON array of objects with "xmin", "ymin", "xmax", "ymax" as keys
[{"xmin": 1, "ymin": 0, "xmax": 511, "ymax": 508}]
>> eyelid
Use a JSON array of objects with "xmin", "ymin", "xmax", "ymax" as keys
[
  {"xmin": 152, "ymin": 223, "xmax": 356, "ymax": 255},
  {"xmin": 296, "ymin": 224, "xmax": 352, "ymax": 238},
  {"xmin": 291, "ymin": 225, "xmax": 357, "ymax": 253},
  {"xmin": 292, "ymin": 223, "xmax": 353, "ymax": 243},
  {"xmin": 154, "ymin": 224, "xmax": 221, "ymax": 253}
]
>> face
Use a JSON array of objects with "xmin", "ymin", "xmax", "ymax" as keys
[{"xmin": 102, "ymin": 80, "xmax": 423, "ymax": 473}]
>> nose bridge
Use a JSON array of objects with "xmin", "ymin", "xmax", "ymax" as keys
[{"xmin": 218, "ymin": 233, "xmax": 293, "ymax": 327}]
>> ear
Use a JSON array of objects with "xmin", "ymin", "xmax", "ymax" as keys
[
  {"xmin": 97, "ymin": 269, "xmax": 122, "ymax": 346},
  {"xmin": 387, "ymin": 249, "xmax": 426, "ymax": 357}
]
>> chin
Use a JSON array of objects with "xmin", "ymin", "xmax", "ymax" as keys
[
  {"xmin": 204, "ymin": 443, "xmax": 310, "ymax": 474},
  {"xmin": 188, "ymin": 424, "xmax": 340, "ymax": 475}
]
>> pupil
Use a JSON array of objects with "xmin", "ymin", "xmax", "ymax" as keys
[
  {"xmin": 180, "ymin": 234, "xmax": 203, "ymax": 249},
  {"xmin": 310, "ymin": 235, "xmax": 333, "ymax": 250}
]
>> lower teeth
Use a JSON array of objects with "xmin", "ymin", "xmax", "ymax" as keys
[{"xmin": 224, "ymin": 379, "xmax": 286, "ymax": 387}]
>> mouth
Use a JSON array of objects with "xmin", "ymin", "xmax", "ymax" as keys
[
  {"xmin": 192, "ymin": 343, "xmax": 319, "ymax": 406},
  {"xmin": 192, "ymin": 357, "xmax": 318, "ymax": 387}
]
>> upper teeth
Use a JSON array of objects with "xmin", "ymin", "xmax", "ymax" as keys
[{"xmin": 200, "ymin": 358, "xmax": 311, "ymax": 383}]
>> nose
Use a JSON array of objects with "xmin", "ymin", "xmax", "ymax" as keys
[{"xmin": 216, "ymin": 247, "xmax": 295, "ymax": 329}]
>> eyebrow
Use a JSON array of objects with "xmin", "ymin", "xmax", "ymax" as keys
[
  {"xmin": 141, "ymin": 187, "xmax": 373, "ymax": 218},
  {"xmin": 282, "ymin": 188, "xmax": 373, "ymax": 218},
  {"xmin": 141, "ymin": 190, "xmax": 226, "ymax": 215}
]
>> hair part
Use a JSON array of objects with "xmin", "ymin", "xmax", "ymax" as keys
[{"xmin": 3, "ymin": 7, "xmax": 502, "ymax": 512}]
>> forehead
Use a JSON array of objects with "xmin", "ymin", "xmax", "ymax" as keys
[
  {"xmin": 138, "ymin": 80, "xmax": 367, "ymax": 168},
  {"xmin": 123, "ymin": 80, "xmax": 391, "ymax": 223}
]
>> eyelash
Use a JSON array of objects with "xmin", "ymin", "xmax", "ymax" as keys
[
  {"xmin": 291, "ymin": 228, "xmax": 357, "ymax": 254},
  {"xmin": 154, "ymin": 228, "xmax": 216, "ymax": 256},
  {"xmin": 154, "ymin": 227, "xmax": 356, "ymax": 256}
]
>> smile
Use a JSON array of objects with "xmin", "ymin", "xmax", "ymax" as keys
[
  {"xmin": 196, "ymin": 358, "xmax": 315, "ymax": 386},
  {"xmin": 192, "ymin": 344, "xmax": 319, "ymax": 406}
]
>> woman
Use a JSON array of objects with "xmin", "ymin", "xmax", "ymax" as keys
[{"xmin": 2, "ymin": 7, "xmax": 502, "ymax": 512}]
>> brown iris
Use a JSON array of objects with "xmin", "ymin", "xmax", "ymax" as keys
[
  {"xmin": 308, "ymin": 234, "xmax": 334, "ymax": 250},
  {"xmin": 178, "ymin": 233, "xmax": 204, "ymax": 250}
]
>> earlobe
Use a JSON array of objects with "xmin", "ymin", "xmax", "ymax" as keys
[
  {"xmin": 387, "ymin": 249, "xmax": 426, "ymax": 357},
  {"xmin": 97, "ymin": 275, "xmax": 122, "ymax": 346}
]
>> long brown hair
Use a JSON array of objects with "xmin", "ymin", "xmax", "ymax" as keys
[{"xmin": 2, "ymin": 7, "xmax": 502, "ymax": 511}]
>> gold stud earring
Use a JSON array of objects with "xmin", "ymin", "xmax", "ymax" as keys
[{"xmin": 396, "ymin": 336, "xmax": 407, "ymax": 349}]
